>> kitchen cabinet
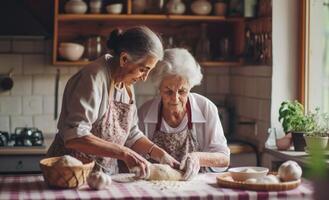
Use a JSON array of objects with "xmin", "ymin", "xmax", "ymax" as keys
[
  {"xmin": 0, "ymin": 155, "xmax": 45, "ymax": 173},
  {"xmin": 52, "ymin": 0, "xmax": 246, "ymax": 67}
]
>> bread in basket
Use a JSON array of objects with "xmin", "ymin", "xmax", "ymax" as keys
[{"xmin": 40, "ymin": 156, "xmax": 95, "ymax": 189}]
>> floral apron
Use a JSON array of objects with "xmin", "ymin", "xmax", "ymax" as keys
[
  {"xmin": 152, "ymin": 99, "xmax": 200, "ymax": 162},
  {"xmin": 47, "ymin": 81, "xmax": 134, "ymax": 175}
]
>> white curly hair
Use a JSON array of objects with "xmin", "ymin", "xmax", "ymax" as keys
[{"xmin": 151, "ymin": 48, "xmax": 203, "ymax": 89}]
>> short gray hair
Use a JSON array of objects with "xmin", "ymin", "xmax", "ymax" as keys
[{"xmin": 151, "ymin": 48, "xmax": 203, "ymax": 89}]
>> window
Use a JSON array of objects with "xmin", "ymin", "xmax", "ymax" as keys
[{"xmin": 302, "ymin": 0, "xmax": 329, "ymax": 112}]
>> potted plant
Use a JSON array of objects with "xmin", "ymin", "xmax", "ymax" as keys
[
  {"xmin": 303, "ymin": 108, "xmax": 329, "ymax": 151},
  {"xmin": 278, "ymin": 100, "xmax": 316, "ymax": 151}
]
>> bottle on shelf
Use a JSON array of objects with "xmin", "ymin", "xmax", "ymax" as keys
[{"xmin": 195, "ymin": 23, "xmax": 210, "ymax": 61}]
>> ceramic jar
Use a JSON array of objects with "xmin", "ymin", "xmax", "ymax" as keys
[
  {"xmin": 191, "ymin": 0, "xmax": 212, "ymax": 15},
  {"xmin": 65, "ymin": 0, "xmax": 87, "ymax": 14},
  {"xmin": 166, "ymin": 0, "xmax": 185, "ymax": 15},
  {"xmin": 214, "ymin": 2, "xmax": 227, "ymax": 16},
  {"xmin": 132, "ymin": 0, "xmax": 147, "ymax": 14},
  {"xmin": 89, "ymin": 0, "xmax": 102, "ymax": 14}
]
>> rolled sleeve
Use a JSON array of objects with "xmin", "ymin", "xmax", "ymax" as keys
[
  {"xmin": 204, "ymin": 102, "xmax": 230, "ymax": 157},
  {"xmin": 59, "ymin": 69, "xmax": 103, "ymax": 143}
]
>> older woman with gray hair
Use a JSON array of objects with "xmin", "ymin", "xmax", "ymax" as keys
[{"xmin": 138, "ymin": 48, "xmax": 230, "ymax": 180}]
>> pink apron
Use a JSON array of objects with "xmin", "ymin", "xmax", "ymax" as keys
[
  {"xmin": 151, "ymin": 99, "xmax": 200, "ymax": 162},
  {"xmin": 47, "ymin": 81, "xmax": 134, "ymax": 174}
]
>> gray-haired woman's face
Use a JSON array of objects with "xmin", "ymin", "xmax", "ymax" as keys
[
  {"xmin": 160, "ymin": 75, "xmax": 190, "ymax": 113},
  {"xmin": 120, "ymin": 54, "xmax": 158, "ymax": 85}
]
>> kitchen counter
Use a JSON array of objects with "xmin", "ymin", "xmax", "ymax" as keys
[
  {"xmin": 0, "ymin": 173, "xmax": 313, "ymax": 200},
  {"xmin": 0, "ymin": 135, "xmax": 53, "ymax": 155}
]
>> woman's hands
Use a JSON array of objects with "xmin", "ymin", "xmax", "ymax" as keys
[
  {"xmin": 159, "ymin": 152, "xmax": 180, "ymax": 169},
  {"xmin": 180, "ymin": 152, "xmax": 200, "ymax": 180},
  {"xmin": 121, "ymin": 146, "xmax": 150, "ymax": 179}
]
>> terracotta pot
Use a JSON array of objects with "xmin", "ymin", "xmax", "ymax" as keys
[{"xmin": 276, "ymin": 132, "xmax": 292, "ymax": 150}]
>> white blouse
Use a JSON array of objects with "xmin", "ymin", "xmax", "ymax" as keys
[
  {"xmin": 138, "ymin": 93, "xmax": 230, "ymax": 157},
  {"xmin": 57, "ymin": 54, "xmax": 144, "ymax": 147}
]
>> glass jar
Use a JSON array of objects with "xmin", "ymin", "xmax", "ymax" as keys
[
  {"xmin": 85, "ymin": 36, "xmax": 103, "ymax": 61},
  {"xmin": 195, "ymin": 24, "xmax": 210, "ymax": 61}
]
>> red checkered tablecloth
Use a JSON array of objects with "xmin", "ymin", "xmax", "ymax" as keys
[{"xmin": 0, "ymin": 173, "xmax": 313, "ymax": 200}]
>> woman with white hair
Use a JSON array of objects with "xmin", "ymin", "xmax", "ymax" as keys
[{"xmin": 138, "ymin": 48, "xmax": 230, "ymax": 180}]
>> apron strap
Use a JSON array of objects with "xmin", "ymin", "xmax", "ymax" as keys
[{"xmin": 156, "ymin": 99, "xmax": 192, "ymax": 131}]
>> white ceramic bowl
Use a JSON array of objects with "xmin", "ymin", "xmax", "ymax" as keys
[
  {"xmin": 106, "ymin": 4, "xmax": 123, "ymax": 14},
  {"xmin": 228, "ymin": 166, "xmax": 269, "ymax": 182},
  {"xmin": 58, "ymin": 42, "xmax": 84, "ymax": 61}
]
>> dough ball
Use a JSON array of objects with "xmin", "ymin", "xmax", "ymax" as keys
[
  {"xmin": 245, "ymin": 178, "xmax": 257, "ymax": 184},
  {"xmin": 146, "ymin": 164, "xmax": 184, "ymax": 181},
  {"xmin": 53, "ymin": 155, "xmax": 83, "ymax": 167},
  {"xmin": 256, "ymin": 175, "xmax": 280, "ymax": 184},
  {"xmin": 222, "ymin": 175, "xmax": 234, "ymax": 182},
  {"xmin": 278, "ymin": 160, "xmax": 302, "ymax": 181},
  {"xmin": 241, "ymin": 168, "xmax": 258, "ymax": 173}
]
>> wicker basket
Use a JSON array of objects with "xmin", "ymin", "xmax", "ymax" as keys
[{"xmin": 40, "ymin": 157, "xmax": 95, "ymax": 189}]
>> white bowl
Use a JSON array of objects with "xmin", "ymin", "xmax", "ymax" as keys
[
  {"xmin": 106, "ymin": 4, "xmax": 123, "ymax": 14},
  {"xmin": 228, "ymin": 166, "xmax": 269, "ymax": 182},
  {"xmin": 59, "ymin": 42, "xmax": 84, "ymax": 61}
]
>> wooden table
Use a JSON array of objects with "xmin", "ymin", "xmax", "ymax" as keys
[{"xmin": 0, "ymin": 173, "xmax": 313, "ymax": 200}]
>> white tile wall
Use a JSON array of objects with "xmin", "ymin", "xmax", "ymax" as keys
[
  {"xmin": 229, "ymin": 65, "xmax": 272, "ymax": 151},
  {"xmin": 12, "ymin": 40, "xmax": 35, "ymax": 53},
  {"xmin": 43, "ymin": 96, "xmax": 55, "ymax": 115},
  {"xmin": 23, "ymin": 55, "xmax": 45, "ymax": 75},
  {"xmin": 0, "ymin": 40, "xmax": 11, "ymax": 53},
  {"xmin": 0, "ymin": 96, "xmax": 22, "ymax": 115},
  {"xmin": 33, "ymin": 75, "xmax": 55, "ymax": 95},
  {"xmin": 11, "ymin": 75, "xmax": 32, "ymax": 95},
  {"xmin": 0, "ymin": 54, "xmax": 23, "ymax": 74},
  {"xmin": 10, "ymin": 116, "xmax": 33, "ymax": 132},
  {"xmin": 0, "ymin": 116, "xmax": 10, "ymax": 132},
  {"xmin": 34, "ymin": 115, "xmax": 57, "ymax": 133},
  {"xmin": 22, "ymin": 96, "xmax": 43, "ymax": 115}
]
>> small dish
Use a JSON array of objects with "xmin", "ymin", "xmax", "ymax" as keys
[
  {"xmin": 228, "ymin": 166, "xmax": 269, "ymax": 182},
  {"xmin": 106, "ymin": 3, "xmax": 123, "ymax": 14}
]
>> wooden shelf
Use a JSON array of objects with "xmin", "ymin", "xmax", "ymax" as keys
[
  {"xmin": 54, "ymin": 60, "xmax": 90, "ymax": 66},
  {"xmin": 54, "ymin": 60, "xmax": 243, "ymax": 67},
  {"xmin": 58, "ymin": 14, "xmax": 244, "ymax": 22},
  {"xmin": 200, "ymin": 61, "xmax": 242, "ymax": 67},
  {"xmin": 53, "ymin": 0, "xmax": 246, "ymax": 67}
]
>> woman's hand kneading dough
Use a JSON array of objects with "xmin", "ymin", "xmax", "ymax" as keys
[{"xmin": 180, "ymin": 153, "xmax": 200, "ymax": 180}]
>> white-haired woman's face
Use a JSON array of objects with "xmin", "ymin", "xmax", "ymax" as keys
[{"xmin": 160, "ymin": 75, "xmax": 190, "ymax": 113}]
